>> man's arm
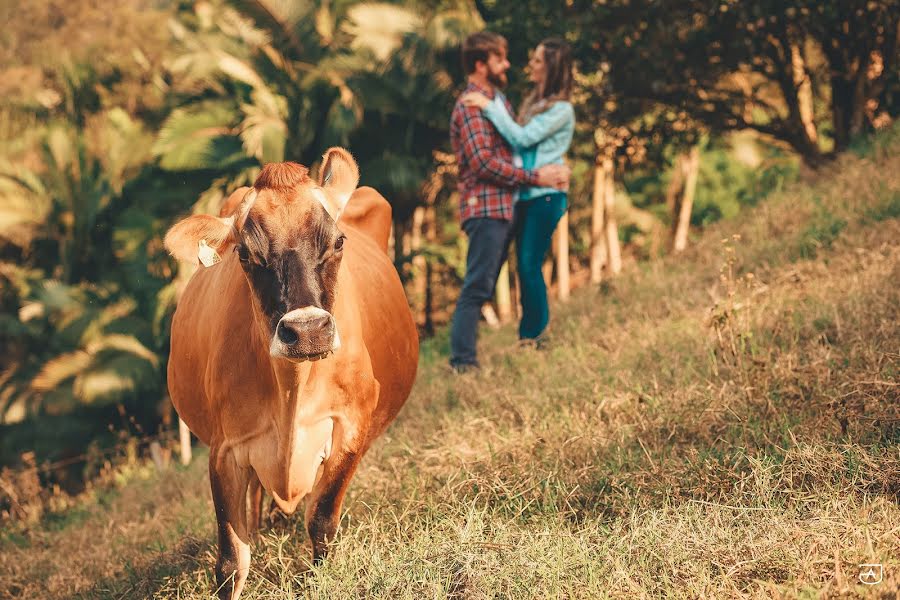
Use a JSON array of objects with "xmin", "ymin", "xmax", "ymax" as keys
[{"xmin": 457, "ymin": 105, "xmax": 539, "ymax": 188}]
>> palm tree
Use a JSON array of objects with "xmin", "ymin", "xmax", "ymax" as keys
[
  {"xmin": 0, "ymin": 110, "xmax": 168, "ymax": 422},
  {"xmin": 154, "ymin": 0, "xmax": 483, "ymax": 216}
]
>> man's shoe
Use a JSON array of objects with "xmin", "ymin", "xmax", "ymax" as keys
[{"xmin": 450, "ymin": 362, "xmax": 480, "ymax": 374}]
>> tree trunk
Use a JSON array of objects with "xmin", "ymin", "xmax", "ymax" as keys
[
  {"xmin": 590, "ymin": 162, "xmax": 607, "ymax": 284},
  {"xmin": 850, "ymin": 57, "xmax": 871, "ymax": 138},
  {"xmin": 603, "ymin": 158, "xmax": 622, "ymax": 275},
  {"xmin": 423, "ymin": 202, "xmax": 436, "ymax": 336},
  {"xmin": 411, "ymin": 206, "xmax": 426, "ymax": 327},
  {"xmin": 767, "ymin": 28, "xmax": 823, "ymax": 165},
  {"xmin": 823, "ymin": 29, "xmax": 874, "ymax": 153},
  {"xmin": 555, "ymin": 212, "xmax": 570, "ymax": 301},
  {"xmin": 667, "ymin": 153, "xmax": 686, "ymax": 238},
  {"xmin": 392, "ymin": 219, "xmax": 411, "ymax": 281},
  {"xmin": 791, "ymin": 43, "xmax": 818, "ymax": 146},
  {"xmin": 673, "ymin": 146, "xmax": 700, "ymax": 253}
]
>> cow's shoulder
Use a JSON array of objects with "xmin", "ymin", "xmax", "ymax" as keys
[{"xmin": 339, "ymin": 187, "xmax": 392, "ymax": 253}]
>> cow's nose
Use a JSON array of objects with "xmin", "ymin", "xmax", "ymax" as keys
[
  {"xmin": 277, "ymin": 314, "xmax": 331, "ymax": 344},
  {"xmin": 273, "ymin": 307, "xmax": 337, "ymax": 359}
]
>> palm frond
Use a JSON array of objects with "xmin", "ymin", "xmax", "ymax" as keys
[
  {"xmin": 153, "ymin": 101, "xmax": 244, "ymax": 171},
  {"xmin": 424, "ymin": 7, "xmax": 485, "ymax": 50},
  {"xmin": 85, "ymin": 334, "xmax": 159, "ymax": 369},
  {"xmin": 0, "ymin": 160, "xmax": 50, "ymax": 247},
  {"xmin": 216, "ymin": 52, "xmax": 267, "ymax": 89},
  {"xmin": 78, "ymin": 298, "xmax": 139, "ymax": 346},
  {"xmin": 85, "ymin": 108, "xmax": 153, "ymax": 194},
  {"xmin": 227, "ymin": 0, "xmax": 317, "ymax": 59},
  {"xmin": 217, "ymin": 6, "xmax": 272, "ymax": 48},
  {"xmin": 240, "ymin": 88, "xmax": 288, "ymax": 163},
  {"xmin": 322, "ymin": 92, "xmax": 363, "ymax": 149},
  {"xmin": 31, "ymin": 350, "xmax": 91, "ymax": 392},
  {"xmin": 342, "ymin": 3, "xmax": 423, "ymax": 62}
]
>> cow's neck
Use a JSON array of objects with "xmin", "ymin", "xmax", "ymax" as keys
[{"xmin": 270, "ymin": 360, "xmax": 312, "ymax": 398}]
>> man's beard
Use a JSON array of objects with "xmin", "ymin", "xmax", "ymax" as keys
[{"xmin": 487, "ymin": 71, "xmax": 507, "ymax": 88}]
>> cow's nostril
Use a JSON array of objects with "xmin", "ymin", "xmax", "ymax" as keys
[
  {"xmin": 277, "ymin": 322, "xmax": 299, "ymax": 345},
  {"xmin": 310, "ymin": 315, "xmax": 331, "ymax": 331}
]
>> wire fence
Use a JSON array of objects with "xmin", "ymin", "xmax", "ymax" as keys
[{"xmin": 0, "ymin": 421, "xmax": 194, "ymax": 523}]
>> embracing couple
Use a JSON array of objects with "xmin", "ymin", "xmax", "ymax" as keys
[{"xmin": 449, "ymin": 31, "xmax": 575, "ymax": 372}]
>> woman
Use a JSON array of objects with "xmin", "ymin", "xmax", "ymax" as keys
[{"xmin": 461, "ymin": 38, "xmax": 575, "ymax": 346}]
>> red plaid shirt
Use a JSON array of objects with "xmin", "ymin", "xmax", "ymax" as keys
[{"xmin": 450, "ymin": 82, "xmax": 539, "ymax": 224}]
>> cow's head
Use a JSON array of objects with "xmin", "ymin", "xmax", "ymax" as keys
[{"xmin": 164, "ymin": 148, "xmax": 359, "ymax": 363}]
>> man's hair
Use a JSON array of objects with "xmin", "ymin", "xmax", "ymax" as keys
[{"xmin": 461, "ymin": 31, "xmax": 508, "ymax": 74}]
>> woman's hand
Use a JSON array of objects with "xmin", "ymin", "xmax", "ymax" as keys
[{"xmin": 460, "ymin": 92, "xmax": 491, "ymax": 109}]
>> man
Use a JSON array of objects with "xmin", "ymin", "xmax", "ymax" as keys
[{"xmin": 449, "ymin": 31, "xmax": 570, "ymax": 372}]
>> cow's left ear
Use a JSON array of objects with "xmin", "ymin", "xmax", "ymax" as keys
[
  {"xmin": 164, "ymin": 214, "xmax": 235, "ymax": 265},
  {"xmin": 317, "ymin": 147, "xmax": 359, "ymax": 221}
]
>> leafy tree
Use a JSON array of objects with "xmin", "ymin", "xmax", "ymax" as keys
[{"xmin": 590, "ymin": 0, "xmax": 899, "ymax": 166}]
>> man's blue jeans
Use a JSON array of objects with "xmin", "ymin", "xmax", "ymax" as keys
[
  {"xmin": 449, "ymin": 217, "xmax": 513, "ymax": 367},
  {"xmin": 515, "ymin": 193, "xmax": 567, "ymax": 340}
]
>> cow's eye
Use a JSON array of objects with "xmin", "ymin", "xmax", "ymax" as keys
[
  {"xmin": 334, "ymin": 235, "xmax": 345, "ymax": 252},
  {"xmin": 237, "ymin": 244, "xmax": 267, "ymax": 268}
]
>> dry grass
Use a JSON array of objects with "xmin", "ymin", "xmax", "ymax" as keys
[{"xmin": 1, "ymin": 129, "xmax": 899, "ymax": 599}]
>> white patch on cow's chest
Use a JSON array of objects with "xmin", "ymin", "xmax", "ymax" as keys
[
  {"xmin": 285, "ymin": 417, "xmax": 334, "ymax": 496},
  {"xmin": 246, "ymin": 416, "xmax": 334, "ymax": 510}
]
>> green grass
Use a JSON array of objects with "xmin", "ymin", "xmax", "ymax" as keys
[
  {"xmin": 2, "ymin": 127, "xmax": 899, "ymax": 598},
  {"xmin": 865, "ymin": 190, "xmax": 900, "ymax": 222}
]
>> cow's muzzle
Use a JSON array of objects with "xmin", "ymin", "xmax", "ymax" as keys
[{"xmin": 270, "ymin": 307, "xmax": 340, "ymax": 362}]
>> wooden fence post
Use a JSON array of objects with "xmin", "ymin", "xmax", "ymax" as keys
[
  {"xmin": 590, "ymin": 162, "xmax": 607, "ymax": 284},
  {"xmin": 603, "ymin": 158, "xmax": 622, "ymax": 275},
  {"xmin": 556, "ymin": 212, "xmax": 570, "ymax": 300},
  {"xmin": 673, "ymin": 146, "xmax": 700, "ymax": 253},
  {"xmin": 496, "ymin": 261, "xmax": 513, "ymax": 322}
]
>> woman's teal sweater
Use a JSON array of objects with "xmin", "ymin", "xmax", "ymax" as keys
[{"xmin": 483, "ymin": 95, "xmax": 575, "ymax": 201}]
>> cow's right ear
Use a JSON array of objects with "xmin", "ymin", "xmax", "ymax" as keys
[
  {"xmin": 317, "ymin": 147, "xmax": 359, "ymax": 221},
  {"xmin": 164, "ymin": 214, "xmax": 235, "ymax": 264}
]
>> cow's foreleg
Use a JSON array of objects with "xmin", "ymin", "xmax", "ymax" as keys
[
  {"xmin": 209, "ymin": 448, "xmax": 252, "ymax": 600},
  {"xmin": 304, "ymin": 449, "xmax": 362, "ymax": 564}
]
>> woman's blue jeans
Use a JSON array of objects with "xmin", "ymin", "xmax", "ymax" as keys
[{"xmin": 515, "ymin": 193, "xmax": 567, "ymax": 340}]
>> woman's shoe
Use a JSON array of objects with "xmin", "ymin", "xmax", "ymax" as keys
[{"xmin": 517, "ymin": 336, "xmax": 546, "ymax": 350}]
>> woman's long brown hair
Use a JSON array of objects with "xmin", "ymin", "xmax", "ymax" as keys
[{"xmin": 518, "ymin": 38, "xmax": 574, "ymax": 124}]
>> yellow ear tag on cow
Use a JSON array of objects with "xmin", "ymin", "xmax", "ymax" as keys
[{"xmin": 198, "ymin": 239, "xmax": 221, "ymax": 267}]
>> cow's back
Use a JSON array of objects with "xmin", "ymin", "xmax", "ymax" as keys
[
  {"xmin": 339, "ymin": 187, "xmax": 393, "ymax": 253},
  {"xmin": 340, "ymin": 221, "xmax": 418, "ymax": 436}
]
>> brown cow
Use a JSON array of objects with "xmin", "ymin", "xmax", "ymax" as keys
[{"xmin": 163, "ymin": 148, "xmax": 418, "ymax": 599}]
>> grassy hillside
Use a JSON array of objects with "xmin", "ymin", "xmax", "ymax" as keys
[{"xmin": 1, "ymin": 128, "xmax": 898, "ymax": 599}]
